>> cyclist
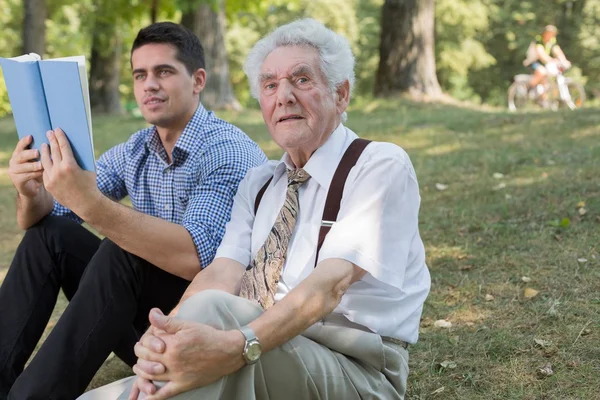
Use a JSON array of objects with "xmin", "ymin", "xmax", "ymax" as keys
[{"xmin": 523, "ymin": 25, "xmax": 571, "ymax": 89}]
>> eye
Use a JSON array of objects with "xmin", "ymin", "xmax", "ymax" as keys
[
  {"xmin": 264, "ymin": 82, "xmax": 277, "ymax": 90},
  {"xmin": 297, "ymin": 77, "xmax": 309, "ymax": 84},
  {"xmin": 134, "ymin": 73, "xmax": 145, "ymax": 81},
  {"xmin": 159, "ymin": 69, "xmax": 172, "ymax": 76}
]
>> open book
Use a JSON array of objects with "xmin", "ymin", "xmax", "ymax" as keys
[{"xmin": 0, "ymin": 53, "xmax": 95, "ymax": 171}]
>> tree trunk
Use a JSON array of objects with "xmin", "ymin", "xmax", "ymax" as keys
[
  {"xmin": 150, "ymin": 0, "xmax": 159, "ymax": 23},
  {"xmin": 89, "ymin": 17, "xmax": 123, "ymax": 114},
  {"xmin": 181, "ymin": 0, "xmax": 241, "ymax": 110},
  {"xmin": 374, "ymin": 0, "xmax": 441, "ymax": 99},
  {"xmin": 22, "ymin": 0, "xmax": 46, "ymax": 55}
]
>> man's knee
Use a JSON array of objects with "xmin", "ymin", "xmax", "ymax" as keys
[
  {"xmin": 176, "ymin": 290, "xmax": 262, "ymax": 326},
  {"xmin": 87, "ymin": 239, "xmax": 142, "ymax": 279}
]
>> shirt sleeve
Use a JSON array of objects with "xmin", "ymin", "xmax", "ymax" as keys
[
  {"xmin": 182, "ymin": 139, "xmax": 267, "ymax": 268},
  {"xmin": 317, "ymin": 146, "xmax": 423, "ymax": 290},
  {"xmin": 50, "ymin": 143, "xmax": 129, "ymax": 222}
]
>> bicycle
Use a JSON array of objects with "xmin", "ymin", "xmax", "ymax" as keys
[{"xmin": 507, "ymin": 62, "xmax": 585, "ymax": 111}]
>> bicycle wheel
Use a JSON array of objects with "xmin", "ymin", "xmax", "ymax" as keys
[{"xmin": 507, "ymin": 82, "xmax": 533, "ymax": 111}]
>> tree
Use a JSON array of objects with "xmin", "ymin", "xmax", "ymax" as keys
[
  {"xmin": 22, "ymin": 0, "xmax": 47, "ymax": 55},
  {"xmin": 374, "ymin": 0, "xmax": 441, "ymax": 99},
  {"xmin": 181, "ymin": 0, "xmax": 241, "ymax": 110},
  {"xmin": 89, "ymin": 10, "xmax": 123, "ymax": 114}
]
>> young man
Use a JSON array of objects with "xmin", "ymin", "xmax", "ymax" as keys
[
  {"xmin": 85, "ymin": 18, "xmax": 430, "ymax": 400},
  {"xmin": 0, "ymin": 22, "xmax": 266, "ymax": 399}
]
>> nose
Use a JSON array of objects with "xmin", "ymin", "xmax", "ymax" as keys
[
  {"xmin": 144, "ymin": 74, "xmax": 160, "ymax": 92},
  {"xmin": 276, "ymin": 80, "xmax": 296, "ymax": 107}
]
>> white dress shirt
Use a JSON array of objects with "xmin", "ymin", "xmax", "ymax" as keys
[{"xmin": 215, "ymin": 124, "xmax": 430, "ymax": 343}]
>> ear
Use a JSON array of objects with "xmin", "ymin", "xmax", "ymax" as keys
[
  {"xmin": 335, "ymin": 80, "xmax": 350, "ymax": 115},
  {"xmin": 192, "ymin": 68, "xmax": 207, "ymax": 95}
]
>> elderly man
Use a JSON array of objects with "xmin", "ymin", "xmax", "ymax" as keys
[{"xmin": 83, "ymin": 18, "xmax": 430, "ymax": 400}]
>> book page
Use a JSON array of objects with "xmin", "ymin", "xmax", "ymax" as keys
[
  {"xmin": 47, "ymin": 55, "xmax": 94, "ymax": 158},
  {"xmin": 9, "ymin": 53, "xmax": 42, "ymax": 62}
]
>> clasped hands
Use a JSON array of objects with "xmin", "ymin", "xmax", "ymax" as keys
[{"xmin": 128, "ymin": 308, "xmax": 246, "ymax": 400}]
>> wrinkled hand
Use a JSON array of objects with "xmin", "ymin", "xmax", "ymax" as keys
[
  {"xmin": 131, "ymin": 308, "xmax": 245, "ymax": 400},
  {"xmin": 40, "ymin": 128, "xmax": 100, "ymax": 213},
  {"xmin": 8, "ymin": 135, "xmax": 44, "ymax": 198}
]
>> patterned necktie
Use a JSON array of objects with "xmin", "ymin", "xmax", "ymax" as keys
[{"xmin": 239, "ymin": 168, "xmax": 311, "ymax": 309}]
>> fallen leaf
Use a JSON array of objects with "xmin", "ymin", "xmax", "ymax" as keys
[
  {"xmin": 434, "ymin": 319, "xmax": 452, "ymax": 329},
  {"xmin": 459, "ymin": 264, "xmax": 473, "ymax": 271},
  {"xmin": 521, "ymin": 276, "xmax": 532, "ymax": 283},
  {"xmin": 524, "ymin": 288, "xmax": 539, "ymax": 298},
  {"xmin": 430, "ymin": 387, "xmax": 445, "ymax": 395},
  {"xmin": 449, "ymin": 335, "xmax": 460, "ymax": 345},
  {"xmin": 439, "ymin": 360, "xmax": 457, "ymax": 369},
  {"xmin": 537, "ymin": 363, "xmax": 554, "ymax": 378},
  {"xmin": 547, "ymin": 160, "xmax": 556, "ymax": 165},
  {"xmin": 578, "ymin": 207, "xmax": 587, "ymax": 216},
  {"xmin": 577, "ymin": 258, "xmax": 588, "ymax": 263},
  {"xmin": 493, "ymin": 172, "xmax": 504, "ymax": 179},
  {"xmin": 485, "ymin": 294, "xmax": 495, "ymax": 301},
  {"xmin": 576, "ymin": 201, "xmax": 586, "ymax": 208},
  {"xmin": 581, "ymin": 328, "xmax": 592, "ymax": 336},
  {"xmin": 541, "ymin": 172, "xmax": 549, "ymax": 179},
  {"xmin": 420, "ymin": 317, "xmax": 433, "ymax": 327},
  {"xmin": 435, "ymin": 183, "xmax": 448, "ymax": 191},
  {"xmin": 505, "ymin": 194, "xmax": 512, "ymax": 200},
  {"xmin": 567, "ymin": 360, "xmax": 579, "ymax": 368},
  {"xmin": 534, "ymin": 338, "xmax": 552, "ymax": 348},
  {"xmin": 492, "ymin": 182, "xmax": 506, "ymax": 191}
]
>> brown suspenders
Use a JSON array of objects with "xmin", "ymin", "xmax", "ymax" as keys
[{"xmin": 254, "ymin": 138, "xmax": 372, "ymax": 267}]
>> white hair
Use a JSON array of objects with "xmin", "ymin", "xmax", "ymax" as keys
[{"xmin": 244, "ymin": 18, "xmax": 355, "ymax": 120}]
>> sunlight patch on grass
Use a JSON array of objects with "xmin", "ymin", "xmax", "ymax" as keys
[
  {"xmin": 448, "ymin": 305, "xmax": 490, "ymax": 325},
  {"xmin": 501, "ymin": 133, "xmax": 526, "ymax": 144},
  {"xmin": 425, "ymin": 142, "xmax": 464, "ymax": 156},
  {"xmin": 426, "ymin": 244, "xmax": 469, "ymax": 262},
  {"xmin": 0, "ymin": 151, "xmax": 10, "ymax": 164},
  {"xmin": 569, "ymin": 126, "xmax": 600, "ymax": 139}
]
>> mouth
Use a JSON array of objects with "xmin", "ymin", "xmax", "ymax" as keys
[
  {"xmin": 144, "ymin": 97, "xmax": 166, "ymax": 105},
  {"xmin": 277, "ymin": 115, "xmax": 304, "ymax": 123}
]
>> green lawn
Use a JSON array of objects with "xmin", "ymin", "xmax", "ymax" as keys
[{"xmin": 1, "ymin": 99, "xmax": 599, "ymax": 398}]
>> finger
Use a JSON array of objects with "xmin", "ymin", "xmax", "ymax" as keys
[
  {"xmin": 128, "ymin": 379, "xmax": 141, "ymax": 400},
  {"xmin": 134, "ymin": 341, "xmax": 164, "ymax": 363},
  {"xmin": 140, "ymin": 331, "xmax": 166, "ymax": 353},
  {"xmin": 137, "ymin": 378, "xmax": 158, "ymax": 396},
  {"xmin": 53, "ymin": 128, "xmax": 75, "ymax": 161},
  {"xmin": 47, "ymin": 130, "xmax": 62, "ymax": 163},
  {"xmin": 149, "ymin": 309, "xmax": 184, "ymax": 334},
  {"xmin": 13, "ymin": 171, "xmax": 44, "ymax": 183},
  {"xmin": 16, "ymin": 149, "xmax": 40, "ymax": 164},
  {"xmin": 10, "ymin": 161, "xmax": 43, "ymax": 174},
  {"xmin": 14, "ymin": 135, "xmax": 34, "ymax": 153},
  {"xmin": 135, "ymin": 358, "xmax": 166, "ymax": 376},
  {"xmin": 147, "ymin": 382, "xmax": 181, "ymax": 400},
  {"xmin": 40, "ymin": 143, "xmax": 53, "ymax": 172},
  {"xmin": 132, "ymin": 363, "xmax": 167, "ymax": 382}
]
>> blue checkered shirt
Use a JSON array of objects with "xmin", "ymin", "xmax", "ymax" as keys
[{"xmin": 52, "ymin": 104, "xmax": 267, "ymax": 266}]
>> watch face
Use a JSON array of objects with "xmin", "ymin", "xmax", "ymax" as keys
[{"xmin": 246, "ymin": 340, "xmax": 262, "ymax": 362}]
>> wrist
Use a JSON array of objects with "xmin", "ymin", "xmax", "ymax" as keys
[
  {"xmin": 227, "ymin": 329, "xmax": 247, "ymax": 370},
  {"xmin": 75, "ymin": 189, "xmax": 105, "ymax": 222}
]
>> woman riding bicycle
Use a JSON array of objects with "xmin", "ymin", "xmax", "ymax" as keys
[{"xmin": 523, "ymin": 25, "xmax": 571, "ymax": 89}]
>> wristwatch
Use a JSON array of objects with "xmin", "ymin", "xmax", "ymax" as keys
[{"xmin": 238, "ymin": 325, "xmax": 262, "ymax": 365}]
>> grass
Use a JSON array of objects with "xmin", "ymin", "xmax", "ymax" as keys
[{"xmin": 0, "ymin": 99, "xmax": 599, "ymax": 398}]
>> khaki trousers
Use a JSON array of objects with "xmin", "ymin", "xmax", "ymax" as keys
[{"xmin": 80, "ymin": 290, "xmax": 409, "ymax": 399}]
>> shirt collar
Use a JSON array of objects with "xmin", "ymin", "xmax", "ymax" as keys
[
  {"xmin": 145, "ymin": 103, "xmax": 209, "ymax": 165},
  {"xmin": 272, "ymin": 123, "xmax": 356, "ymax": 191}
]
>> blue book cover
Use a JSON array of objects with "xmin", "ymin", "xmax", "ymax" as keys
[{"xmin": 0, "ymin": 53, "xmax": 95, "ymax": 171}]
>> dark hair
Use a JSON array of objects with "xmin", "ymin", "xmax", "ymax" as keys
[{"xmin": 131, "ymin": 22, "xmax": 205, "ymax": 75}]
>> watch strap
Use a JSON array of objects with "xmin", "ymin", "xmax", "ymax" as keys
[{"xmin": 238, "ymin": 325, "xmax": 258, "ymax": 342}]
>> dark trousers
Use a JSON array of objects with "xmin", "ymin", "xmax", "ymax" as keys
[{"xmin": 0, "ymin": 216, "xmax": 190, "ymax": 399}]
